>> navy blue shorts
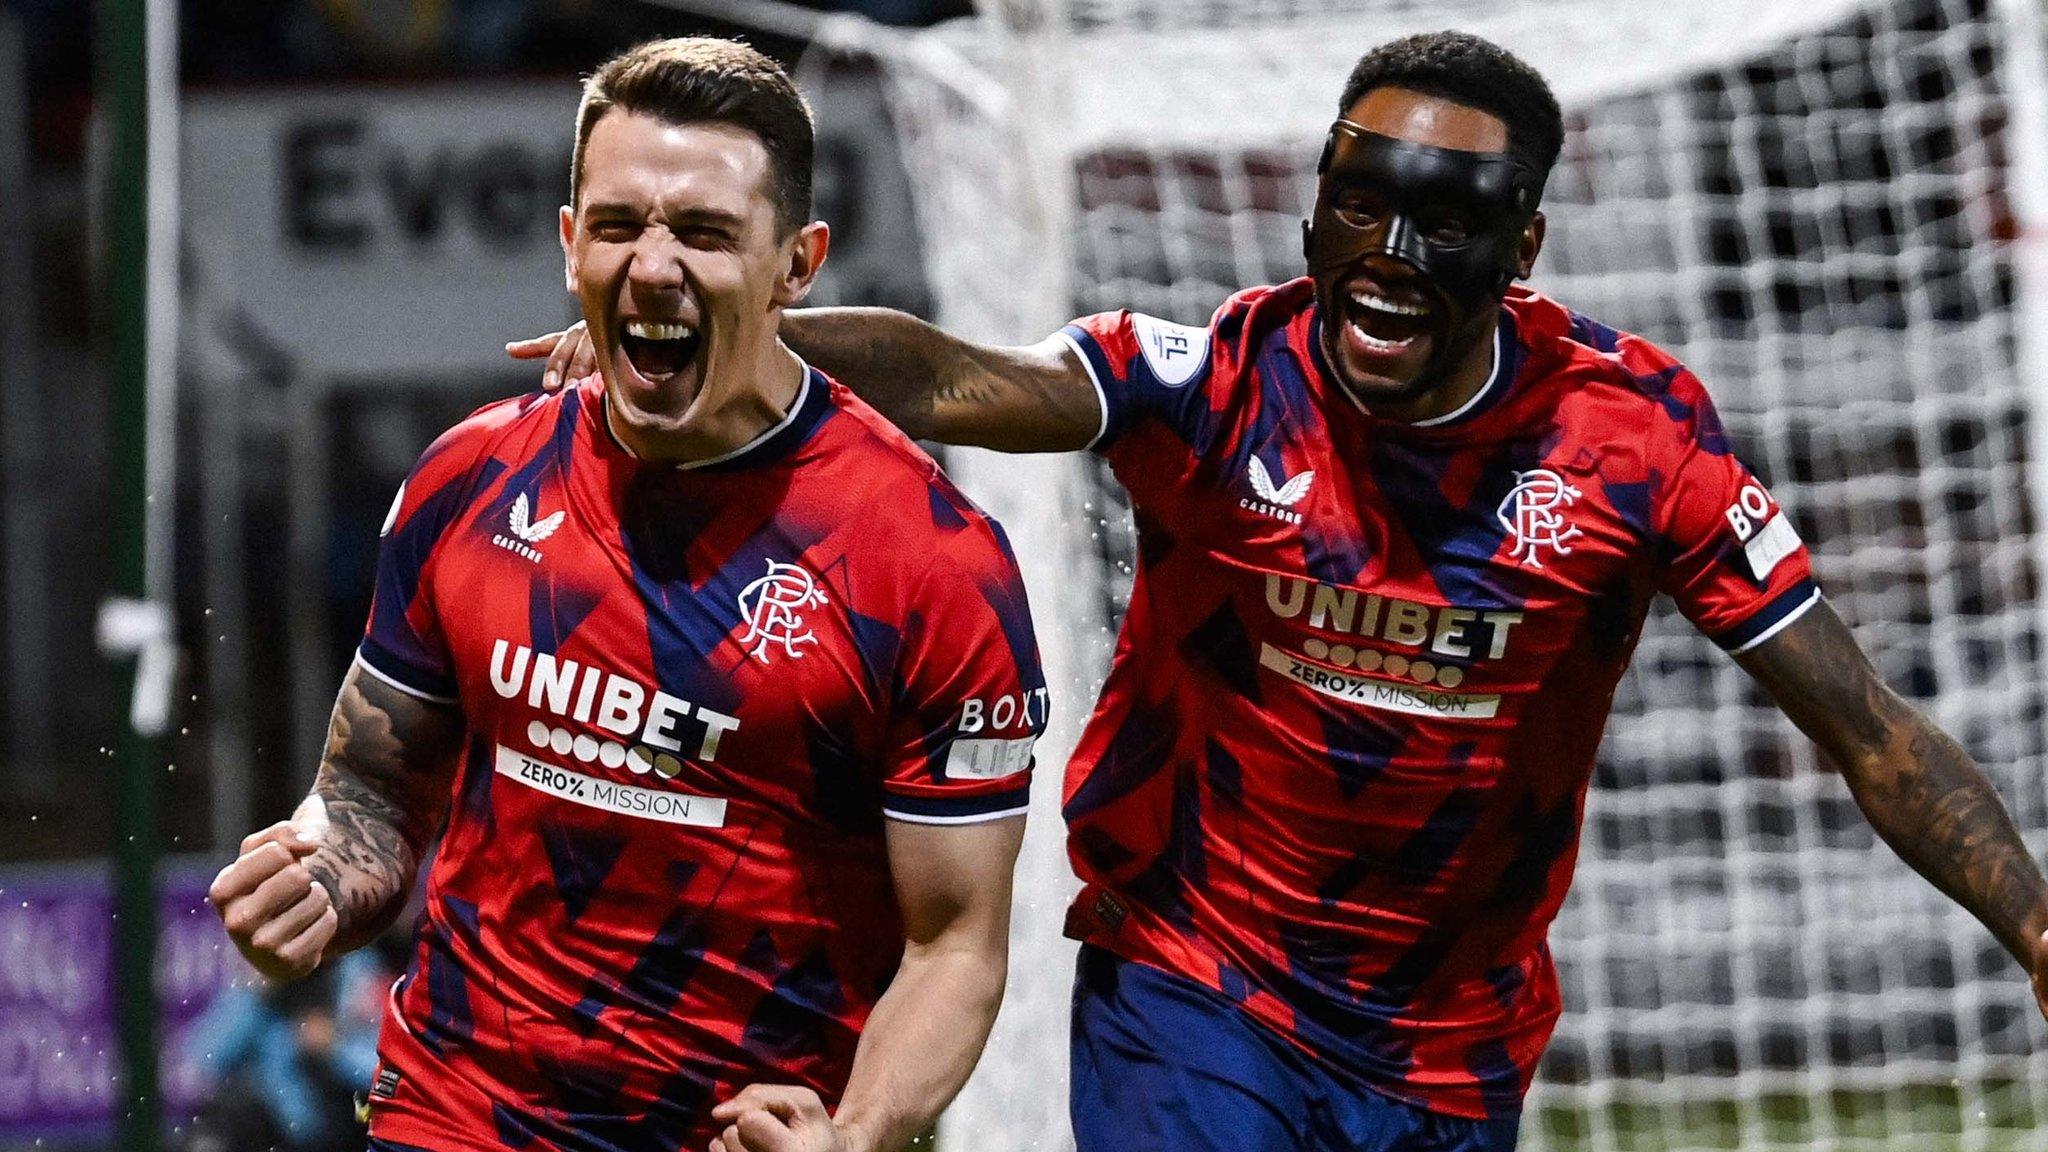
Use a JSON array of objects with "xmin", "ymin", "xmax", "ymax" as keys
[{"xmin": 1070, "ymin": 946, "xmax": 1521, "ymax": 1152}]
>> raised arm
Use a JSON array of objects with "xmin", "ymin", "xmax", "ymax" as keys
[
  {"xmin": 209, "ymin": 663, "xmax": 464, "ymax": 981},
  {"xmin": 781, "ymin": 308, "xmax": 1099, "ymax": 451},
  {"xmin": 510, "ymin": 310, "xmax": 1101, "ymax": 453},
  {"xmin": 709, "ymin": 815, "xmax": 1026, "ymax": 1152},
  {"xmin": 1735, "ymin": 600, "xmax": 2048, "ymax": 1015}
]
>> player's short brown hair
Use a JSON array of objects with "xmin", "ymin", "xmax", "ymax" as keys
[{"xmin": 571, "ymin": 37, "xmax": 815, "ymax": 234}]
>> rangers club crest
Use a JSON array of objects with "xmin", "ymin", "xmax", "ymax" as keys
[
  {"xmin": 1497, "ymin": 468, "xmax": 1583, "ymax": 569},
  {"xmin": 737, "ymin": 559, "xmax": 829, "ymax": 663}
]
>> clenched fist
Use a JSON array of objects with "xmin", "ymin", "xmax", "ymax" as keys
[{"xmin": 208, "ymin": 802, "xmax": 338, "ymax": 982}]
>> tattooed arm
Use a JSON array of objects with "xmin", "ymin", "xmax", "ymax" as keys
[
  {"xmin": 778, "ymin": 309, "xmax": 1100, "ymax": 452},
  {"xmin": 209, "ymin": 663, "xmax": 464, "ymax": 980},
  {"xmin": 1736, "ymin": 599, "xmax": 2048, "ymax": 1015},
  {"xmin": 506, "ymin": 312, "xmax": 1102, "ymax": 452}
]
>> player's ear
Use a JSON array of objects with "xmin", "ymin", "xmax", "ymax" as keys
[
  {"xmin": 559, "ymin": 205, "xmax": 578, "ymax": 293},
  {"xmin": 1516, "ymin": 211, "xmax": 1546, "ymax": 280},
  {"xmin": 772, "ymin": 220, "xmax": 831, "ymax": 309}
]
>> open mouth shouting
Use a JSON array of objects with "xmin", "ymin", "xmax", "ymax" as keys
[
  {"xmin": 1336, "ymin": 279, "xmax": 1441, "ymax": 383},
  {"xmin": 619, "ymin": 319, "xmax": 703, "ymax": 385}
]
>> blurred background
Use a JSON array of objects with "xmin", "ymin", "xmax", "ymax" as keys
[{"xmin": 7, "ymin": 0, "xmax": 2048, "ymax": 1149}]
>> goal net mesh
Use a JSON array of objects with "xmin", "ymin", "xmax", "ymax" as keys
[{"xmin": 857, "ymin": 0, "xmax": 2048, "ymax": 1147}]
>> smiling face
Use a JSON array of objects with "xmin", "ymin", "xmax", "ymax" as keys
[
  {"xmin": 1311, "ymin": 87, "xmax": 1546, "ymax": 420},
  {"xmin": 560, "ymin": 109, "xmax": 826, "ymax": 454}
]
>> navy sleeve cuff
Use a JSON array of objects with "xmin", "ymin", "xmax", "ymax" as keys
[
  {"xmin": 355, "ymin": 638, "xmax": 459, "ymax": 704},
  {"xmin": 1058, "ymin": 325, "xmax": 1118, "ymax": 451},
  {"xmin": 1713, "ymin": 578, "xmax": 1822, "ymax": 654},
  {"xmin": 883, "ymin": 781, "xmax": 1032, "ymax": 825}
]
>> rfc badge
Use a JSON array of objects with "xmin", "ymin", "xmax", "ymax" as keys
[
  {"xmin": 1497, "ymin": 468, "xmax": 1583, "ymax": 569},
  {"xmin": 737, "ymin": 559, "xmax": 829, "ymax": 663}
]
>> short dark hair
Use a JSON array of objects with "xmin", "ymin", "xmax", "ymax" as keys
[
  {"xmin": 1338, "ymin": 31, "xmax": 1564, "ymax": 182},
  {"xmin": 572, "ymin": 37, "xmax": 814, "ymax": 234}
]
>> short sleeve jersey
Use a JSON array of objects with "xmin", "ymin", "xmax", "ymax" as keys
[
  {"xmin": 355, "ymin": 370, "xmax": 1046, "ymax": 1152},
  {"xmin": 1057, "ymin": 280, "xmax": 1817, "ymax": 1120}
]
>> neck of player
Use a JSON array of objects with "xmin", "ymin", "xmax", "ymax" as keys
[{"xmin": 605, "ymin": 340, "xmax": 805, "ymax": 465}]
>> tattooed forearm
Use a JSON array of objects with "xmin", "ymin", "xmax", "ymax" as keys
[
  {"xmin": 784, "ymin": 308, "xmax": 946, "ymax": 436},
  {"xmin": 300, "ymin": 665, "xmax": 464, "ymax": 952},
  {"xmin": 1738, "ymin": 601, "xmax": 2048, "ymax": 966},
  {"xmin": 932, "ymin": 370, "xmax": 1000, "ymax": 417},
  {"xmin": 782, "ymin": 306, "xmax": 1099, "ymax": 452},
  {"xmin": 1863, "ymin": 722, "xmax": 2048, "ymax": 962}
]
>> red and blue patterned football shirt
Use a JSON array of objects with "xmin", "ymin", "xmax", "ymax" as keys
[
  {"xmin": 354, "ymin": 368, "xmax": 1046, "ymax": 1151},
  {"xmin": 1057, "ymin": 280, "xmax": 1817, "ymax": 1120}
]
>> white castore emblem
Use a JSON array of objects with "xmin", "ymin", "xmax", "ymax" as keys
[
  {"xmin": 1250, "ymin": 457, "xmax": 1315, "ymax": 506},
  {"xmin": 1242, "ymin": 456, "xmax": 1315, "ymax": 526},
  {"xmin": 1497, "ymin": 468, "xmax": 1583, "ymax": 569},
  {"xmin": 737, "ymin": 560, "xmax": 829, "ymax": 663},
  {"xmin": 493, "ymin": 492, "xmax": 564, "ymax": 563},
  {"xmin": 511, "ymin": 493, "xmax": 565, "ymax": 544}
]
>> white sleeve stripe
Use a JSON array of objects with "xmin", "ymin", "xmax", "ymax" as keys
[
  {"xmin": 883, "ymin": 803, "xmax": 1031, "ymax": 827},
  {"xmin": 1054, "ymin": 330, "xmax": 1113, "ymax": 451},
  {"xmin": 1726, "ymin": 588, "xmax": 1823, "ymax": 654},
  {"xmin": 352, "ymin": 651, "xmax": 460, "ymax": 705}
]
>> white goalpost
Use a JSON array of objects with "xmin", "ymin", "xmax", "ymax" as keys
[{"xmin": 857, "ymin": 1, "xmax": 2048, "ymax": 1149}]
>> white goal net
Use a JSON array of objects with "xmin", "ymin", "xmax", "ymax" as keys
[{"xmin": 853, "ymin": 0, "xmax": 2048, "ymax": 1148}]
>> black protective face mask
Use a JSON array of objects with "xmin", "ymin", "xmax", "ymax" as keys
[{"xmin": 1302, "ymin": 120, "xmax": 1543, "ymax": 314}]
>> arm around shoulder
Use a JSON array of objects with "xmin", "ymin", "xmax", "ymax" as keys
[{"xmin": 782, "ymin": 307, "xmax": 1101, "ymax": 453}]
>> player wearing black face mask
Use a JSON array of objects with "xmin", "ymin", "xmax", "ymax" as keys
[
  {"xmin": 1305, "ymin": 119, "xmax": 1545, "ymax": 410},
  {"xmin": 515, "ymin": 29, "xmax": 2048, "ymax": 1152}
]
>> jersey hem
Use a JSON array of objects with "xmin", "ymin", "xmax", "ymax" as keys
[{"xmin": 1072, "ymin": 941, "xmax": 1526, "ymax": 1123}]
